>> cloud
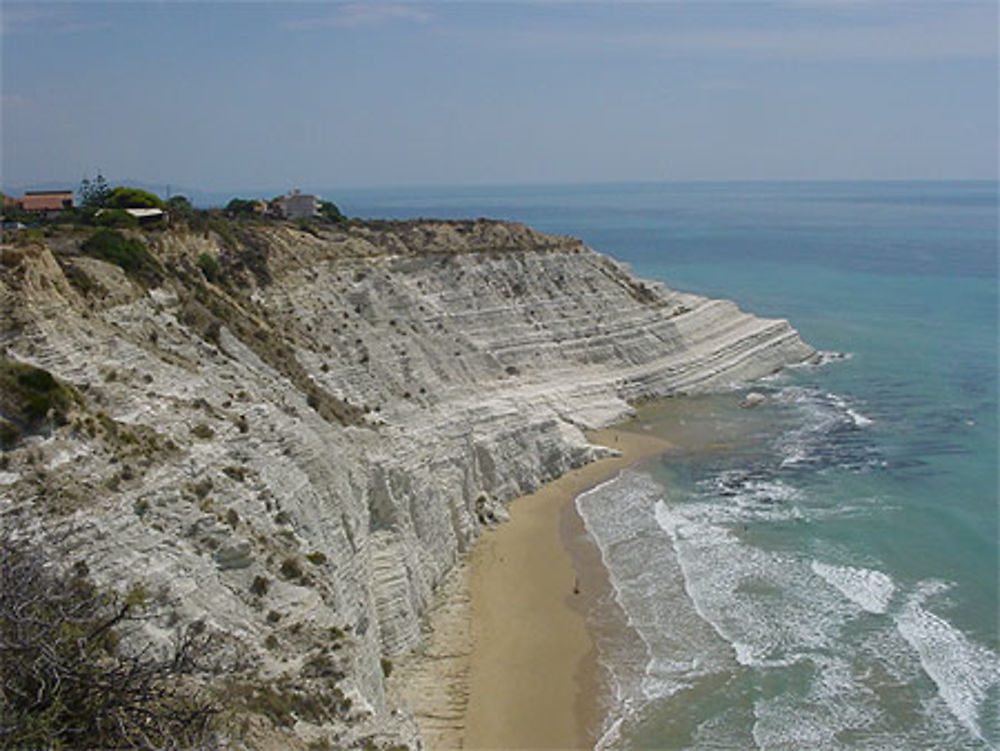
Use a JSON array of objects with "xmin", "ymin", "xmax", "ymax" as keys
[
  {"xmin": 284, "ymin": 3, "xmax": 432, "ymax": 31},
  {"xmin": 0, "ymin": 94, "xmax": 31, "ymax": 108},
  {"xmin": 1, "ymin": 6, "xmax": 109, "ymax": 36},
  {"xmin": 0, "ymin": 6, "xmax": 53, "ymax": 34},
  {"xmin": 504, "ymin": 4, "xmax": 997, "ymax": 62}
]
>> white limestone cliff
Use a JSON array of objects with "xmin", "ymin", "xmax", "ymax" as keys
[{"xmin": 0, "ymin": 220, "xmax": 814, "ymax": 748}]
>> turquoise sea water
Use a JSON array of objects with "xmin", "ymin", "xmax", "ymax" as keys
[{"xmin": 340, "ymin": 182, "xmax": 998, "ymax": 748}]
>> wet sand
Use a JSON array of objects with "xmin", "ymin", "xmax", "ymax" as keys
[{"xmin": 461, "ymin": 426, "xmax": 670, "ymax": 750}]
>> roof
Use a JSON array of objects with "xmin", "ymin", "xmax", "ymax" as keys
[
  {"xmin": 24, "ymin": 190, "xmax": 73, "ymax": 196},
  {"xmin": 124, "ymin": 208, "xmax": 164, "ymax": 218},
  {"xmin": 20, "ymin": 193, "xmax": 74, "ymax": 211}
]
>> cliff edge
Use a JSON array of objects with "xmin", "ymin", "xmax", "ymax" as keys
[{"xmin": 0, "ymin": 219, "xmax": 814, "ymax": 748}]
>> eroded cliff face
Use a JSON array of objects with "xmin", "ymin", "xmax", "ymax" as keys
[{"xmin": 0, "ymin": 220, "xmax": 813, "ymax": 748}]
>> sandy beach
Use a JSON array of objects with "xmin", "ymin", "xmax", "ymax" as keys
[
  {"xmin": 460, "ymin": 426, "xmax": 671, "ymax": 750},
  {"xmin": 386, "ymin": 425, "xmax": 670, "ymax": 749},
  {"xmin": 386, "ymin": 425, "xmax": 671, "ymax": 749}
]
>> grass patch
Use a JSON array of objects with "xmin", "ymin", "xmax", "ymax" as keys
[
  {"xmin": 196, "ymin": 252, "xmax": 221, "ymax": 283},
  {"xmin": 0, "ymin": 359, "xmax": 80, "ymax": 445}
]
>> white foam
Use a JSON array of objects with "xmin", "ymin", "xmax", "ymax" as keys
[
  {"xmin": 578, "ymin": 472, "xmax": 725, "ymax": 745},
  {"xmin": 594, "ymin": 712, "xmax": 626, "ymax": 751},
  {"xmin": 811, "ymin": 560, "xmax": 896, "ymax": 614},
  {"xmin": 751, "ymin": 654, "xmax": 885, "ymax": 750},
  {"xmin": 847, "ymin": 407, "xmax": 874, "ymax": 427},
  {"xmin": 828, "ymin": 392, "xmax": 874, "ymax": 427},
  {"xmin": 653, "ymin": 499, "xmax": 857, "ymax": 668},
  {"xmin": 895, "ymin": 584, "xmax": 1000, "ymax": 745},
  {"xmin": 780, "ymin": 447, "xmax": 809, "ymax": 468},
  {"xmin": 790, "ymin": 350, "xmax": 854, "ymax": 369},
  {"xmin": 733, "ymin": 641, "xmax": 755, "ymax": 667},
  {"xmin": 769, "ymin": 386, "xmax": 880, "ymax": 474}
]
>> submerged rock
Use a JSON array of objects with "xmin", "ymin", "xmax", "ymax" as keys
[{"xmin": 741, "ymin": 391, "xmax": 768, "ymax": 409}]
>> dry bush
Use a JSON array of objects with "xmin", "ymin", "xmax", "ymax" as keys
[{"xmin": 0, "ymin": 532, "xmax": 219, "ymax": 749}]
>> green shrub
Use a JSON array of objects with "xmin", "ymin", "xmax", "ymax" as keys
[
  {"xmin": 80, "ymin": 228, "xmax": 162, "ymax": 285},
  {"xmin": 196, "ymin": 252, "xmax": 221, "ymax": 283},
  {"xmin": 222, "ymin": 465, "xmax": 246, "ymax": 482},
  {"xmin": 318, "ymin": 201, "xmax": 345, "ymax": 224},
  {"xmin": 380, "ymin": 657, "xmax": 393, "ymax": 678},
  {"xmin": 190, "ymin": 423, "xmax": 214, "ymax": 440},
  {"xmin": 224, "ymin": 198, "xmax": 261, "ymax": 217},
  {"xmin": 0, "ymin": 419, "xmax": 21, "ymax": 449},
  {"xmin": 166, "ymin": 195, "xmax": 194, "ymax": 222},
  {"xmin": 191, "ymin": 478, "xmax": 213, "ymax": 499},
  {"xmin": 250, "ymin": 575, "xmax": 269, "ymax": 597},
  {"xmin": 0, "ymin": 359, "xmax": 77, "ymax": 442},
  {"xmin": 279, "ymin": 557, "xmax": 303, "ymax": 581},
  {"xmin": 296, "ymin": 220, "xmax": 320, "ymax": 237},
  {"xmin": 94, "ymin": 208, "xmax": 139, "ymax": 228}
]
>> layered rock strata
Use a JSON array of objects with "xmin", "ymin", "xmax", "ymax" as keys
[{"xmin": 0, "ymin": 220, "xmax": 813, "ymax": 748}]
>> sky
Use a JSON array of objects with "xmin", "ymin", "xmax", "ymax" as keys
[{"xmin": 2, "ymin": 1, "xmax": 997, "ymax": 192}]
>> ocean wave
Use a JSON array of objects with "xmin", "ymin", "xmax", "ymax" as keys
[
  {"xmin": 653, "ymin": 499, "xmax": 857, "ymax": 666},
  {"xmin": 788, "ymin": 350, "xmax": 854, "ymax": 369},
  {"xmin": 751, "ymin": 655, "xmax": 883, "ymax": 750},
  {"xmin": 650, "ymin": 494, "xmax": 997, "ymax": 748},
  {"xmin": 827, "ymin": 391, "xmax": 875, "ymax": 427},
  {"xmin": 811, "ymin": 560, "xmax": 896, "ymax": 614},
  {"xmin": 580, "ymin": 410, "xmax": 993, "ymax": 749},
  {"xmin": 700, "ymin": 470, "xmax": 804, "ymax": 522},
  {"xmin": 578, "ymin": 472, "xmax": 725, "ymax": 746},
  {"xmin": 771, "ymin": 386, "xmax": 879, "ymax": 471},
  {"xmin": 895, "ymin": 582, "xmax": 1000, "ymax": 746}
]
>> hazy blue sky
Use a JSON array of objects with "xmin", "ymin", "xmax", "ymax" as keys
[{"xmin": 2, "ymin": 1, "xmax": 997, "ymax": 191}]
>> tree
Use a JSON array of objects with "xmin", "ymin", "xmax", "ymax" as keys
[
  {"xmin": 104, "ymin": 186, "xmax": 165, "ymax": 210},
  {"xmin": 79, "ymin": 172, "xmax": 111, "ymax": 208},
  {"xmin": 224, "ymin": 198, "xmax": 262, "ymax": 217},
  {"xmin": 0, "ymin": 532, "xmax": 219, "ymax": 749},
  {"xmin": 166, "ymin": 195, "xmax": 193, "ymax": 215},
  {"xmin": 318, "ymin": 200, "xmax": 346, "ymax": 224}
]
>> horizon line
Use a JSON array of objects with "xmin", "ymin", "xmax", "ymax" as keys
[{"xmin": 4, "ymin": 176, "xmax": 997, "ymax": 200}]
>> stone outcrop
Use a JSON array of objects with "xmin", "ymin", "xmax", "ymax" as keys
[{"xmin": 0, "ymin": 219, "xmax": 814, "ymax": 748}]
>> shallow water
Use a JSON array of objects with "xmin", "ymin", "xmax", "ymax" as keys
[
  {"xmin": 342, "ymin": 180, "xmax": 999, "ymax": 749},
  {"xmin": 580, "ymin": 382, "xmax": 998, "ymax": 749}
]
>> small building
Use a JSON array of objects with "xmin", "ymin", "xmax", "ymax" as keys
[
  {"xmin": 276, "ymin": 189, "xmax": 320, "ymax": 220},
  {"xmin": 124, "ymin": 208, "xmax": 165, "ymax": 225},
  {"xmin": 92, "ymin": 207, "xmax": 165, "ymax": 226},
  {"xmin": 18, "ymin": 190, "xmax": 74, "ymax": 214}
]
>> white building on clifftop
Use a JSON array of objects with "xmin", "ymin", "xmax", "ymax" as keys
[{"xmin": 276, "ymin": 189, "xmax": 320, "ymax": 219}]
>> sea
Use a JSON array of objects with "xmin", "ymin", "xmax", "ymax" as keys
[{"xmin": 337, "ymin": 181, "xmax": 999, "ymax": 749}]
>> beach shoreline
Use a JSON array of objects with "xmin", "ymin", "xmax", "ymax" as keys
[{"xmin": 390, "ymin": 424, "xmax": 670, "ymax": 750}]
